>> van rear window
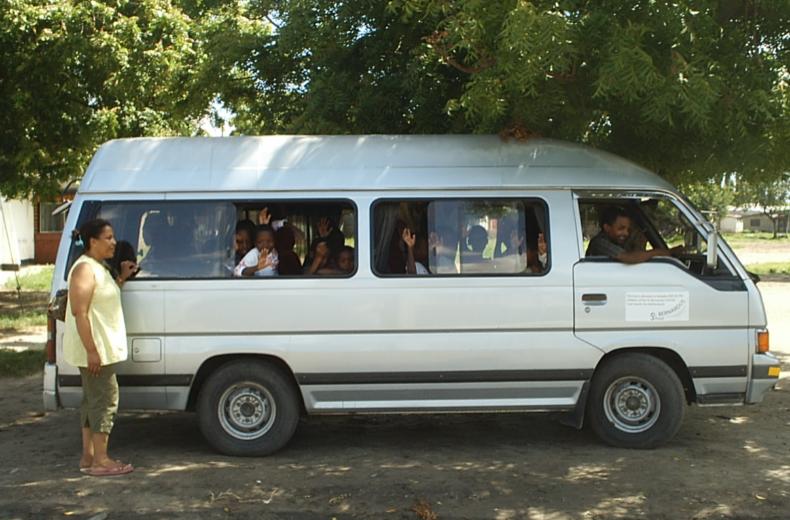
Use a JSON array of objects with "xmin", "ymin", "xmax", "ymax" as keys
[
  {"xmin": 372, "ymin": 198, "xmax": 549, "ymax": 276},
  {"xmin": 84, "ymin": 200, "xmax": 356, "ymax": 279}
]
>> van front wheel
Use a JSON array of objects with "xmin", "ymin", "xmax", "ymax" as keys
[
  {"xmin": 198, "ymin": 360, "xmax": 300, "ymax": 456},
  {"xmin": 587, "ymin": 353, "xmax": 684, "ymax": 449}
]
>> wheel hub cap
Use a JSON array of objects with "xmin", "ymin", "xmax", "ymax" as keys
[
  {"xmin": 217, "ymin": 383, "xmax": 275, "ymax": 440},
  {"xmin": 603, "ymin": 377, "xmax": 661, "ymax": 434}
]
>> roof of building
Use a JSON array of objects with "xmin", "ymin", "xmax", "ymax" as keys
[{"xmin": 79, "ymin": 135, "xmax": 676, "ymax": 194}]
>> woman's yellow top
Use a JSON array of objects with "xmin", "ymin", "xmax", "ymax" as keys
[{"xmin": 63, "ymin": 255, "xmax": 128, "ymax": 367}]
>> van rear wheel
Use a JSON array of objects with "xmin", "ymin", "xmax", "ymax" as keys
[
  {"xmin": 198, "ymin": 360, "xmax": 300, "ymax": 456},
  {"xmin": 587, "ymin": 353, "xmax": 684, "ymax": 449}
]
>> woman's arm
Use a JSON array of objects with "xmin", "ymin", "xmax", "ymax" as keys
[
  {"xmin": 115, "ymin": 260, "xmax": 138, "ymax": 287},
  {"xmin": 69, "ymin": 263, "xmax": 101, "ymax": 376}
]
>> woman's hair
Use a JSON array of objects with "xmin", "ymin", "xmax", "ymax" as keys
[{"xmin": 77, "ymin": 219, "xmax": 112, "ymax": 251}]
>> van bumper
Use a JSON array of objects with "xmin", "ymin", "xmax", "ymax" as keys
[
  {"xmin": 746, "ymin": 353, "xmax": 781, "ymax": 404},
  {"xmin": 43, "ymin": 363, "xmax": 59, "ymax": 411}
]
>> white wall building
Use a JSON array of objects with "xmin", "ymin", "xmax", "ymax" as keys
[{"xmin": 0, "ymin": 198, "xmax": 35, "ymax": 268}]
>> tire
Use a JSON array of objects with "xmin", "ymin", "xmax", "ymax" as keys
[
  {"xmin": 587, "ymin": 353, "xmax": 684, "ymax": 449},
  {"xmin": 197, "ymin": 360, "xmax": 300, "ymax": 456}
]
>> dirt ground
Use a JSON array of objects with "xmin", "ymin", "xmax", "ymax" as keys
[{"xmin": 1, "ymin": 249, "xmax": 790, "ymax": 520}]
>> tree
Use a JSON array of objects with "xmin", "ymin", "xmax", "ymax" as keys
[
  {"xmin": 209, "ymin": 0, "xmax": 467, "ymax": 136},
  {"xmin": 734, "ymin": 175, "xmax": 790, "ymax": 238},
  {"xmin": 218, "ymin": 0, "xmax": 790, "ymax": 185},
  {"xmin": 0, "ymin": 0, "xmax": 226, "ymax": 199},
  {"xmin": 683, "ymin": 180, "xmax": 735, "ymax": 228}
]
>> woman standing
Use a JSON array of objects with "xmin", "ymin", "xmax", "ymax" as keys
[{"xmin": 64, "ymin": 219, "xmax": 137, "ymax": 476}]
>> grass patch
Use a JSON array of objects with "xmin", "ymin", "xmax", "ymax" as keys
[
  {"xmin": 3, "ymin": 266, "xmax": 54, "ymax": 291},
  {"xmin": 723, "ymin": 232, "xmax": 787, "ymax": 248},
  {"xmin": 0, "ymin": 311, "xmax": 47, "ymax": 333},
  {"xmin": 744, "ymin": 262, "xmax": 790, "ymax": 275},
  {"xmin": 0, "ymin": 349, "xmax": 47, "ymax": 377}
]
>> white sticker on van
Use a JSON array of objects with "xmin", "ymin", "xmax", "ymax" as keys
[{"xmin": 625, "ymin": 292, "xmax": 689, "ymax": 322}]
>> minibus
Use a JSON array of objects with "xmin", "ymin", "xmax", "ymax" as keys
[{"xmin": 44, "ymin": 135, "xmax": 780, "ymax": 455}]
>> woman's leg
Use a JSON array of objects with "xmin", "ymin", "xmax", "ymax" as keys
[
  {"xmin": 80, "ymin": 427, "xmax": 94, "ymax": 468},
  {"xmin": 82, "ymin": 364, "xmax": 130, "ymax": 470},
  {"xmin": 90, "ymin": 432, "xmax": 112, "ymax": 466},
  {"xmin": 78, "ymin": 368, "xmax": 94, "ymax": 468}
]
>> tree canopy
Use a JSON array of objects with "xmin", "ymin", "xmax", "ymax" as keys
[
  {"xmin": 3, "ymin": 0, "xmax": 790, "ymax": 199},
  {"xmin": 0, "ymin": 0, "xmax": 265, "ymax": 199}
]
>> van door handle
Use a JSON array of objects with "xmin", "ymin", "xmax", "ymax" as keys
[{"xmin": 582, "ymin": 293, "xmax": 607, "ymax": 305}]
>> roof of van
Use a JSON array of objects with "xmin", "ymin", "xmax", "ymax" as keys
[{"xmin": 79, "ymin": 135, "xmax": 676, "ymax": 194}]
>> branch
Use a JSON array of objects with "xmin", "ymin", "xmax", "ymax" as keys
[
  {"xmin": 498, "ymin": 119, "xmax": 542, "ymax": 142},
  {"xmin": 423, "ymin": 30, "xmax": 496, "ymax": 74}
]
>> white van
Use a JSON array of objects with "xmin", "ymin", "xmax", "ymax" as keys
[{"xmin": 43, "ymin": 135, "xmax": 779, "ymax": 455}]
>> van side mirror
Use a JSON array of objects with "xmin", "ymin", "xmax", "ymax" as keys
[{"xmin": 706, "ymin": 230, "xmax": 718, "ymax": 268}]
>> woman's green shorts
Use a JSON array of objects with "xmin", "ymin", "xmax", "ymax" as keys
[{"xmin": 79, "ymin": 364, "xmax": 119, "ymax": 435}]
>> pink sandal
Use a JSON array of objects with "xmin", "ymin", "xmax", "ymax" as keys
[{"xmin": 90, "ymin": 462, "xmax": 134, "ymax": 476}]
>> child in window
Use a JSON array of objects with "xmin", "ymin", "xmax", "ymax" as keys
[
  {"xmin": 402, "ymin": 227, "xmax": 429, "ymax": 275},
  {"xmin": 233, "ymin": 225, "xmax": 279, "ymax": 277},
  {"xmin": 336, "ymin": 246, "xmax": 355, "ymax": 274}
]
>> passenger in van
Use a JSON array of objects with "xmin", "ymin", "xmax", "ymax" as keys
[
  {"xmin": 139, "ymin": 212, "xmax": 169, "ymax": 263},
  {"xmin": 258, "ymin": 206, "xmax": 306, "ymax": 243},
  {"xmin": 304, "ymin": 241, "xmax": 331, "ymax": 275},
  {"xmin": 275, "ymin": 226, "xmax": 302, "ymax": 275},
  {"xmin": 430, "ymin": 225, "xmax": 460, "ymax": 274},
  {"xmin": 510, "ymin": 230, "xmax": 548, "ymax": 272},
  {"xmin": 234, "ymin": 219, "xmax": 256, "ymax": 265},
  {"xmin": 303, "ymin": 241, "xmax": 353, "ymax": 275},
  {"xmin": 336, "ymin": 246, "xmax": 355, "ymax": 274},
  {"xmin": 224, "ymin": 219, "xmax": 257, "ymax": 274},
  {"xmin": 461, "ymin": 225, "xmax": 490, "ymax": 272},
  {"xmin": 233, "ymin": 225, "xmax": 279, "ymax": 276},
  {"xmin": 586, "ymin": 206, "xmax": 682, "ymax": 264},
  {"xmin": 402, "ymin": 227, "xmax": 429, "ymax": 275},
  {"xmin": 304, "ymin": 218, "xmax": 345, "ymax": 273},
  {"xmin": 532, "ymin": 233, "xmax": 548, "ymax": 272}
]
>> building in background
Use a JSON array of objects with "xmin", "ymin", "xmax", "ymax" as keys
[
  {"xmin": 0, "ymin": 198, "xmax": 35, "ymax": 268},
  {"xmin": 721, "ymin": 206, "xmax": 788, "ymax": 235}
]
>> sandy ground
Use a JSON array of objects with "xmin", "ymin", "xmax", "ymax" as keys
[{"xmin": 1, "ymin": 248, "xmax": 789, "ymax": 520}]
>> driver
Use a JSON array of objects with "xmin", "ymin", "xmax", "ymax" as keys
[{"xmin": 586, "ymin": 206, "xmax": 683, "ymax": 264}]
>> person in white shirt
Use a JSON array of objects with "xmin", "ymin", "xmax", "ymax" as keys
[{"xmin": 233, "ymin": 225, "xmax": 279, "ymax": 277}]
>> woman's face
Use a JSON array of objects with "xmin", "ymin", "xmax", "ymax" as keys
[{"xmin": 90, "ymin": 226, "xmax": 116, "ymax": 260}]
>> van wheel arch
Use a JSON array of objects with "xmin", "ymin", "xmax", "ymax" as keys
[
  {"xmin": 197, "ymin": 359, "xmax": 301, "ymax": 456},
  {"xmin": 595, "ymin": 347, "xmax": 695, "ymax": 405},
  {"xmin": 586, "ymin": 351, "xmax": 687, "ymax": 449},
  {"xmin": 565, "ymin": 348, "xmax": 693, "ymax": 431},
  {"xmin": 187, "ymin": 354, "xmax": 303, "ymax": 413}
]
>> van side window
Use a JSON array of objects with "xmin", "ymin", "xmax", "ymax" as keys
[
  {"xmin": 372, "ymin": 199, "xmax": 549, "ymax": 276},
  {"xmin": 88, "ymin": 200, "xmax": 357, "ymax": 279},
  {"xmin": 233, "ymin": 201, "xmax": 356, "ymax": 277},
  {"xmin": 94, "ymin": 201, "xmax": 236, "ymax": 278}
]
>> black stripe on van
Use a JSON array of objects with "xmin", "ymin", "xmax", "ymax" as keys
[
  {"xmin": 689, "ymin": 365, "xmax": 747, "ymax": 378},
  {"xmin": 59, "ymin": 375, "xmax": 193, "ymax": 387},
  {"xmin": 297, "ymin": 369, "xmax": 594, "ymax": 386}
]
